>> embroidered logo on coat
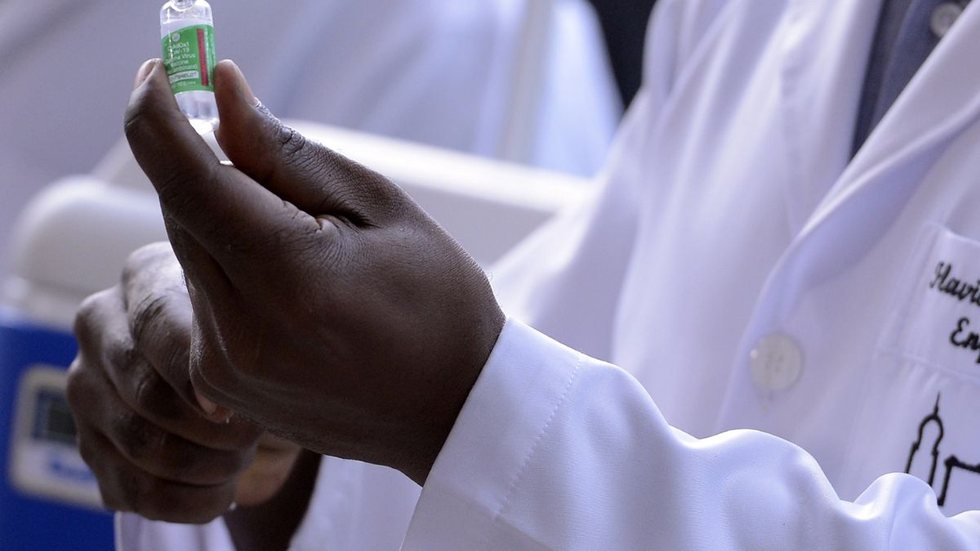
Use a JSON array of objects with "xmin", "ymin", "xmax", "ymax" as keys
[{"xmin": 905, "ymin": 394, "xmax": 980, "ymax": 506}]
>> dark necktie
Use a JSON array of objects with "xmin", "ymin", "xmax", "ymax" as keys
[{"xmin": 852, "ymin": 0, "xmax": 971, "ymax": 155}]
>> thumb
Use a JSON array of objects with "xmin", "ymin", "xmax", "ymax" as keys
[{"xmin": 212, "ymin": 60, "xmax": 401, "ymax": 224}]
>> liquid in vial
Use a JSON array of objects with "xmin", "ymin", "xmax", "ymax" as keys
[{"xmin": 161, "ymin": 0, "xmax": 219, "ymax": 134}]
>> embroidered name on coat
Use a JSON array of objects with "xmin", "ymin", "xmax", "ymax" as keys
[
  {"xmin": 930, "ymin": 262, "xmax": 980, "ymax": 364},
  {"xmin": 930, "ymin": 262, "xmax": 980, "ymax": 305}
]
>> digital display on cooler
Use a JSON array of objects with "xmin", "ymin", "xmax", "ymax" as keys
[
  {"xmin": 32, "ymin": 389, "xmax": 77, "ymax": 446},
  {"xmin": 11, "ymin": 365, "xmax": 102, "ymax": 508}
]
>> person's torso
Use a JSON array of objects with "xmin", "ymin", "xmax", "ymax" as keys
[{"xmin": 613, "ymin": 0, "xmax": 980, "ymax": 514}]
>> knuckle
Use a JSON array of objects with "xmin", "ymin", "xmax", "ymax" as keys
[
  {"xmin": 110, "ymin": 404, "xmax": 229, "ymax": 485},
  {"xmin": 125, "ymin": 358, "xmax": 184, "ymax": 423},
  {"xmin": 74, "ymin": 290, "xmax": 111, "ymax": 342},
  {"xmin": 105, "ymin": 337, "xmax": 141, "ymax": 380},
  {"xmin": 122, "ymin": 243, "xmax": 172, "ymax": 286},
  {"xmin": 130, "ymin": 362, "xmax": 165, "ymax": 414},
  {"xmin": 65, "ymin": 359, "xmax": 89, "ymax": 412},
  {"xmin": 275, "ymin": 122, "xmax": 308, "ymax": 158},
  {"xmin": 130, "ymin": 292, "xmax": 169, "ymax": 347},
  {"xmin": 75, "ymin": 293, "xmax": 100, "ymax": 324},
  {"xmin": 274, "ymin": 124, "xmax": 326, "ymax": 180}
]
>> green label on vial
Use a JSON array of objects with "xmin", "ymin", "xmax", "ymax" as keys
[{"xmin": 162, "ymin": 25, "xmax": 216, "ymax": 94}]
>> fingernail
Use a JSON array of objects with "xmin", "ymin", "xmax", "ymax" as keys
[
  {"xmin": 195, "ymin": 390, "xmax": 234, "ymax": 423},
  {"xmin": 195, "ymin": 389, "xmax": 218, "ymax": 415},
  {"xmin": 134, "ymin": 59, "xmax": 159, "ymax": 90}
]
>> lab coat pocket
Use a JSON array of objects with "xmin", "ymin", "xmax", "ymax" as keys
[{"xmin": 843, "ymin": 224, "xmax": 980, "ymax": 515}]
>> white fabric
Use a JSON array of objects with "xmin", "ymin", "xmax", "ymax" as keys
[
  {"xmin": 406, "ymin": 320, "xmax": 980, "ymax": 549},
  {"xmin": 124, "ymin": 0, "xmax": 980, "ymax": 548},
  {"xmin": 0, "ymin": 0, "xmax": 618, "ymax": 277}
]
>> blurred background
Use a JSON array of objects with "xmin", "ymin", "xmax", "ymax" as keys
[
  {"xmin": 0, "ymin": 0, "xmax": 653, "ymax": 548},
  {"xmin": 0, "ymin": 0, "xmax": 655, "ymax": 279}
]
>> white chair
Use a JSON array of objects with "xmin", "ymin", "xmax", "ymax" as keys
[{"xmin": 4, "ymin": 122, "xmax": 589, "ymax": 329}]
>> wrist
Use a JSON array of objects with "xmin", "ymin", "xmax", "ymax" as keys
[{"xmin": 401, "ymin": 307, "xmax": 506, "ymax": 486}]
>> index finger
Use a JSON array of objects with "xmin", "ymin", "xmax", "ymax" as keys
[{"xmin": 123, "ymin": 60, "xmax": 299, "ymax": 262}]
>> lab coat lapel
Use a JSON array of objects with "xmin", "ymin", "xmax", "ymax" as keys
[
  {"xmin": 717, "ymin": 1, "xmax": 980, "ymax": 426},
  {"xmin": 763, "ymin": 1, "xmax": 980, "ymax": 321},
  {"xmin": 773, "ymin": 0, "xmax": 880, "ymax": 232},
  {"xmin": 802, "ymin": 1, "xmax": 980, "ymax": 240}
]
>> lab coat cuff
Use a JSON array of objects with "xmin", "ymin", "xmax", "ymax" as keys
[
  {"xmin": 115, "ymin": 511, "xmax": 234, "ymax": 551},
  {"xmin": 402, "ymin": 317, "xmax": 585, "ymax": 550}
]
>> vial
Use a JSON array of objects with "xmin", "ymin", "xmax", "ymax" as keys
[{"xmin": 160, "ymin": 0, "xmax": 219, "ymax": 134}]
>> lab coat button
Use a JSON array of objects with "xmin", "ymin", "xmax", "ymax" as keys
[
  {"xmin": 749, "ymin": 334, "xmax": 803, "ymax": 392},
  {"xmin": 931, "ymin": 3, "xmax": 963, "ymax": 38}
]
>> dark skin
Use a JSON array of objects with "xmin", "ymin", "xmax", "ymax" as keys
[
  {"xmin": 70, "ymin": 242, "xmax": 317, "ymax": 549},
  {"xmin": 224, "ymin": 448, "xmax": 322, "ymax": 550},
  {"xmin": 67, "ymin": 58, "xmax": 504, "ymax": 534}
]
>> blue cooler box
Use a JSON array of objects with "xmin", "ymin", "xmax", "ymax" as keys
[{"xmin": 0, "ymin": 309, "xmax": 113, "ymax": 550}]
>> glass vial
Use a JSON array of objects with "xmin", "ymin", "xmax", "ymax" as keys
[{"xmin": 160, "ymin": 0, "xmax": 219, "ymax": 134}]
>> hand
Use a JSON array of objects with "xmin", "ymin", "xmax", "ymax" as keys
[
  {"xmin": 235, "ymin": 432, "xmax": 303, "ymax": 506},
  {"xmin": 124, "ymin": 59, "xmax": 505, "ymax": 485},
  {"xmin": 67, "ymin": 243, "xmax": 302, "ymax": 523}
]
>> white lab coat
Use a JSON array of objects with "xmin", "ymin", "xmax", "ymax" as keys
[
  {"xmin": 121, "ymin": 0, "xmax": 980, "ymax": 548},
  {"xmin": 0, "ymin": 0, "xmax": 619, "ymax": 277}
]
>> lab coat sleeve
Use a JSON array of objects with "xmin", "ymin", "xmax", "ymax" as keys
[
  {"xmin": 402, "ymin": 319, "xmax": 980, "ymax": 550},
  {"xmin": 116, "ymin": 512, "xmax": 234, "ymax": 551}
]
